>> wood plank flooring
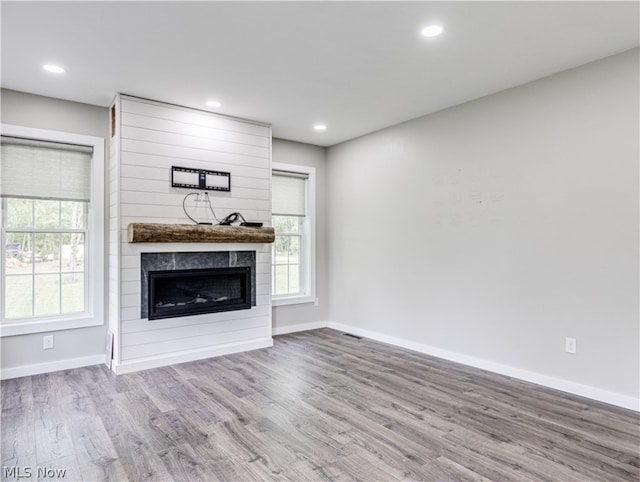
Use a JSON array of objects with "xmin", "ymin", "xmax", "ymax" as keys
[{"xmin": 2, "ymin": 328, "xmax": 639, "ymax": 481}]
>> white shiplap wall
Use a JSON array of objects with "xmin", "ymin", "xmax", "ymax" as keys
[{"xmin": 109, "ymin": 95, "xmax": 273, "ymax": 374}]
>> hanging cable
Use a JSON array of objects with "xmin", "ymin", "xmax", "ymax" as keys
[
  {"xmin": 182, "ymin": 192, "xmax": 200, "ymax": 224},
  {"xmin": 204, "ymin": 192, "xmax": 223, "ymax": 224},
  {"xmin": 184, "ymin": 191, "xmax": 251, "ymax": 226}
]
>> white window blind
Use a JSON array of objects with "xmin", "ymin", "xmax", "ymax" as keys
[
  {"xmin": 272, "ymin": 170, "xmax": 308, "ymax": 216},
  {"xmin": 0, "ymin": 136, "xmax": 92, "ymax": 202}
]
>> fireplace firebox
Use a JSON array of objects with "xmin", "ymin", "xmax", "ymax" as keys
[{"xmin": 148, "ymin": 267, "xmax": 251, "ymax": 320}]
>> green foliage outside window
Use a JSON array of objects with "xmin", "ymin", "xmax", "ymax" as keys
[{"xmin": 3, "ymin": 198, "xmax": 86, "ymax": 320}]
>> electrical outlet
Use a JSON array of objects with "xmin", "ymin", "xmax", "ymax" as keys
[
  {"xmin": 565, "ymin": 337, "xmax": 576, "ymax": 354},
  {"xmin": 43, "ymin": 335, "xmax": 54, "ymax": 350},
  {"xmin": 314, "ymin": 297, "xmax": 319, "ymax": 307}
]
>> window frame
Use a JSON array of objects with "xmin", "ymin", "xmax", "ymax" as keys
[
  {"xmin": 271, "ymin": 162, "xmax": 316, "ymax": 306},
  {"xmin": 0, "ymin": 124, "xmax": 104, "ymax": 336}
]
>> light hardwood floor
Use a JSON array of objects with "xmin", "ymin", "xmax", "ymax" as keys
[{"xmin": 2, "ymin": 328, "xmax": 639, "ymax": 481}]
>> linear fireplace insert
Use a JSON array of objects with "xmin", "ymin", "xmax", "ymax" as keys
[{"xmin": 148, "ymin": 266, "xmax": 251, "ymax": 320}]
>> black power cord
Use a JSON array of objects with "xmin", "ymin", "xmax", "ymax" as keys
[
  {"xmin": 204, "ymin": 192, "xmax": 222, "ymax": 224},
  {"xmin": 218, "ymin": 212, "xmax": 247, "ymax": 225},
  {"xmin": 183, "ymin": 192, "xmax": 256, "ymax": 226}
]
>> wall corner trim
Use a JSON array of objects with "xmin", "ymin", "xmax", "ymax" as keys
[{"xmin": 326, "ymin": 322, "xmax": 639, "ymax": 412}]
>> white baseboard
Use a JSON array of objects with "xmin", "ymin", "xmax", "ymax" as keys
[
  {"xmin": 273, "ymin": 321, "xmax": 328, "ymax": 336},
  {"xmin": 327, "ymin": 321, "xmax": 639, "ymax": 412},
  {"xmin": 1, "ymin": 354, "xmax": 106, "ymax": 380},
  {"xmin": 112, "ymin": 337, "xmax": 274, "ymax": 374},
  {"xmin": 5, "ymin": 324, "xmax": 636, "ymax": 412}
]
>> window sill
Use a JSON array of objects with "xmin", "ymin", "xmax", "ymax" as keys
[
  {"xmin": 0, "ymin": 314, "xmax": 103, "ymax": 337},
  {"xmin": 272, "ymin": 295, "xmax": 316, "ymax": 307}
]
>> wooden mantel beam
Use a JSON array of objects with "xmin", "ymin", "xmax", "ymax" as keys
[{"xmin": 127, "ymin": 223, "xmax": 275, "ymax": 244}]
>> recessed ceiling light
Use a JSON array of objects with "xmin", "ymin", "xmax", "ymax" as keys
[
  {"xmin": 205, "ymin": 100, "xmax": 222, "ymax": 108},
  {"xmin": 43, "ymin": 64, "xmax": 65, "ymax": 74},
  {"xmin": 313, "ymin": 124, "xmax": 327, "ymax": 131},
  {"xmin": 421, "ymin": 25, "xmax": 444, "ymax": 38}
]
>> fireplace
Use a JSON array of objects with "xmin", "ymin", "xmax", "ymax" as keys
[
  {"xmin": 140, "ymin": 251, "xmax": 256, "ymax": 319},
  {"xmin": 148, "ymin": 266, "xmax": 251, "ymax": 320}
]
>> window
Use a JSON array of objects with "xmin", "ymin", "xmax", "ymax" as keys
[
  {"xmin": 271, "ymin": 163, "xmax": 316, "ymax": 305},
  {"xmin": 0, "ymin": 125, "xmax": 104, "ymax": 336},
  {"xmin": 4, "ymin": 199, "xmax": 87, "ymax": 319}
]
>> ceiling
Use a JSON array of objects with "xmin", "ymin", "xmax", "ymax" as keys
[{"xmin": 1, "ymin": 1, "xmax": 638, "ymax": 147}]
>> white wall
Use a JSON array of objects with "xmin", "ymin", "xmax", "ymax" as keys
[
  {"xmin": 3, "ymin": 49, "xmax": 638, "ymax": 409},
  {"xmin": 110, "ymin": 96, "xmax": 273, "ymax": 373},
  {"xmin": 0, "ymin": 89, "xmax": 109, "ymax": 377},
  {"xmin": 326, "ymin": 49, "xmax": 639, "ymax": 408},
  {"xmin": 271, "ymin": 139, "xmax": 329, "ymax": 333}
]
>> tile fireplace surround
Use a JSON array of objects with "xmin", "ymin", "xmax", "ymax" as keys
[{"xmin": 140, "ymin": 251, "xmax": 257, "ymax": 319}]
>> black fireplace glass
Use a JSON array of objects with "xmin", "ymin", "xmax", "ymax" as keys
[{"xmin": 148, "ymin": 266, "xmax": 251, "ymax": 320}]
